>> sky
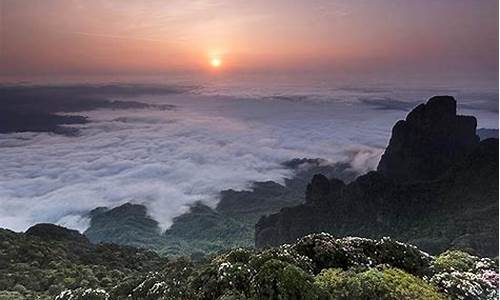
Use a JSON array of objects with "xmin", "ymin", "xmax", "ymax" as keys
[
  {"xmin": 0, "ymin": 0, "xmax": 498, "ymax": 82},
  {"xmin": 0, "ymin": 0, "xmax": 498, "ymax": 232}
]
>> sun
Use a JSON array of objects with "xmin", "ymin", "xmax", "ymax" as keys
[{"xmin": 210, "ymin": 57, "xmax": 222, "ymax": 68}]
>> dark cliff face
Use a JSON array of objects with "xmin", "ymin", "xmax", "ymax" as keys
[
  {"xmin": 377, "ymin": 96, "xmax": 479, "ymax": 183},
  {"xmin": 305, "ymin": 175, "xmax": 346, "ymax": 207},
  {"xmin": 256, "ymin": 97, "xmax": 498, "ymax": 256}
]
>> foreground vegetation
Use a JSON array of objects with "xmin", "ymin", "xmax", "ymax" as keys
[{"xmin": 1, "ymin": 225, "xmax": 497, "ymax": 300}]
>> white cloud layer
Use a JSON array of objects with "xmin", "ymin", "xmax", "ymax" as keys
[{"xmin": 0, "ymin": 84, "xmax": 497, "ymax": 232}]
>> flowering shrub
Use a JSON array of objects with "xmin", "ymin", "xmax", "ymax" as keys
[
  {"xmin": 125, "ymin": 258, "xmax": 194, "ymax": 300},
  {"xmin": 429, "ymin": 250, "xmax": 499, "ymax": 300},
  {"xmin": 480, "ymin": 270, "xmax": 499, "ymax": 290},
  {"xmin": 292, "ymin": 234, "xmax": 431, "ymax": 276},
  {"xmin": 370, "ymin": 237, "xmax": 432, "ymax": 276},
  {"xmin": 189, "ymin": 258, "xmax": 255, "ymax": 299},
  {"xmin": 429, "ymin": 270, "xmax": 497, "ymax": 300},
  {"xmin": 292, "ymin": 233, "xmax": 369, "ymax": 272},
  {"xmin": 249, "ymin": 244, "xmax": 314, "ymax": 274},
  {"xmin": 40, "ymin": 235, "xmax": 500, "ymax": 300},
  {"xmin": 128, "ymin": 272, "xmax": 180, "ymax": 299},
  {"xmin": 56, "ymin": 288, "xmax": 110, "ymax": 300},
  {"xmin": 217, "ymin": 262, "xmax": 255, "ymax": 292},
  {"xmin": 188, "ymin": 264, "xmax": 222, "ymax": 300},
  {"xmin": 474, "ymin": 257, "xmax": 499, "ymax": 273},
  {"xmin": 214, "ymin": 248, "xmax": 255, "ymax": 265}
]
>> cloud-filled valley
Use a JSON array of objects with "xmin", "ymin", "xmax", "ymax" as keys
[{"xmin": 0, "ymin": 83, "xmax": 498, "ymax": 232}]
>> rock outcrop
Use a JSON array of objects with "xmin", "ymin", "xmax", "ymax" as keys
[
  {"xmin": 256, "ymin": 97, "xmax": 498, "ymax": 256},
  {"xmin": 377, "ymin": 96, "xmax": 479, "ymax": 183}
]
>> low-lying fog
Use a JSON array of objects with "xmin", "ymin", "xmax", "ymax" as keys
[{"xmin": 0, "ymin": 82, "xmax": 497, "ymax": 232}]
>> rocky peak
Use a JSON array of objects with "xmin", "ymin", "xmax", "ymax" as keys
[
  {"xmin": 305, "ymin": 174, "xmax": 345, "ymax": 205},
  {"xmin": 377, "ymin": 96, "xmax": 479, "ymax": 183}
]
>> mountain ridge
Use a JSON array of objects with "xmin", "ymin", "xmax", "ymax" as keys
[
  {"xmin": 84, "ymin": 159, "xmax": 359, "ymax": 256},
  {"xmin": 255, "ymin": 96, "xmax": 498, "ymax": 256}
]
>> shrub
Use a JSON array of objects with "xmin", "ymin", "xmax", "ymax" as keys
[
  {"xmin": 129, "ymin": 268, "xmax": 193, "ymax": 299},
  {"xmin": 252, "ymin": 259, "xmax": 321, "ymax": 300},
  {"xmin": 314, "ymin": 268, "xmax": 348, "ymax": 299},
  {"xmin": 215, "ymin": 248, "xmax": 255, "ymax": 265},
  {"xmin": 430, "ymin": 270, "xmax": 499, "ymax": 300},
  {"xmin": 315, "ymin": 267, "xmax": 445, "ymax": 300},
  {"xmin": 109, "ymin": 276, "xmax": 144, "ymax": 299},
  {"xmin": 292, "ymin": 234, "xmax": 432, "ymax": 276},
  {"xmin": 55, "ymin": 288, "xmax": 110, "ymax": 300},
  {"xmin": 0, "ymin": 291, "xmax": 25, "ymax": 300},
  {"xmin": 249, "ymin": 245, "xmax": 314, "ymax": 274},
  {"xmin": 4, "ymin": 229, "xmax": 498, "ymax": 300},
  {"xmin": 217, "ymin": 290, "xmax": 250, "ymax": 300},
  {"xmin": 127, "ymin": 257, "xmax": 194, "ymax": 300},
  {"xmin": 433, "ymin": 250, "xmax": 477, "ymax": 273},
  {"xmin": 190, "ymin": 263, "xmax": 224, "ymax": 299},
  {"xmin": 12, "ymin": 284, "xmax": 28, "ymax": 294},
  {"xmin": 430, "ymin": 250, "xmax": 499, "ymax": 300},
  {"xmin": 293, "ymin": 233, "xmax": 366, "ymax": 272},
  {"xmin": 369, "ymin": 237, "xmax": 432, "ymax": 276},
  {"xmin": 473, "ymin": 257, "xmax": 498, "ymax": 273},
  {"xmin": 190, "ymin": 259, "xmax": 255, "ymax": 299}
]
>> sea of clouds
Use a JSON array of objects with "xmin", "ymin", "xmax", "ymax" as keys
[{"xmin": 0, "ymin": 81, "xmax": 497, "ymax": 232}]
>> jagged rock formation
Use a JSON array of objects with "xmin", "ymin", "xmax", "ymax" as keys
[
  {"xmin": 377, "ymin": 96, "xmax": 479, "ymax": 183},
  {"xmin": 256, "ymin": 96, "xmax": 499, "ymax": 256}
]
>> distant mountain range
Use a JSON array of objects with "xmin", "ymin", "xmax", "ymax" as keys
[{"xmin": 84, "ymin": 158, "xmax": 359, "ymax": 256}]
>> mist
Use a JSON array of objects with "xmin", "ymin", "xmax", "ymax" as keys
[{"xmin": 0, "ymin": 83, "xmax": 497, "ymax": 232}]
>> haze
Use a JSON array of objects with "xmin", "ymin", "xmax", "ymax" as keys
[{"xmin": 1, "ymin": 0, "xmax": 498, "ymax": 83}]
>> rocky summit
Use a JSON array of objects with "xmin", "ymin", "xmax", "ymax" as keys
[
  {"xmin": 255, "ymin": 96, "xmax": 498, "ymax": 256},
  {"xmin": 377, "ymin": 96, "xmax": 479, "ymax": 183}
]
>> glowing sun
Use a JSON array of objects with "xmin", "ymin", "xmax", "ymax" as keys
[{"xmin": 210, "ymin": 57, "xmax": 222, "ymax": 68}]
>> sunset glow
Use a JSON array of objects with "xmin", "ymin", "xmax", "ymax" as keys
[
  {"xmin": 210, "ymin": 58, "xmax": 222, "ymax": 68},
  {"xmin": 0, "ymin": 0, "xmax": 497, "ymax": 82}
]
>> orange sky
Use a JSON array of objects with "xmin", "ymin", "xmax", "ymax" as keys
[{"xmin": 0, "ymin": 0, "xmax": 498, "ymax": 80}]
